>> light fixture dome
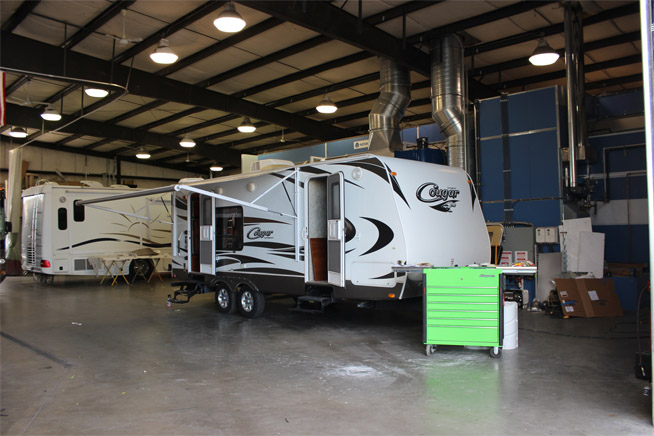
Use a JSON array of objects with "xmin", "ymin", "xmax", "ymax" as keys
[
  {"xmin": 214, "ymin": 2, "xmax": 246, "ymax": 33},
  {"xmin": 150, "ymin": 38, "xmax": 178, "ymax": 64},
  {"xmin": 210, "ymin": 163, "xmax": 223, "ymax": 172},
  {"xmin": 135, "ymin": 147, "xmax": 151, "ymax": 159},
  {"xmin": 9, "ymin": 126, "xmax": 28, "ymax": 138},
  {"xmin": 85, "ymin": 88, "xmax": 109, "ymax": 98},
  {"xmin": 237, "ymin": 116, "xmax": 256, "ymax": 133},
  {"xmin": 179, "ymin": 134, "xmax": 196, "ymax": 148},
  {"xmin": 316, "ymin": 94, "xmax": 337, "ymax": 114},
  {"xmin": 529, "ymin": 37, "xmax": 560, "ymax": 66},
  {"xmin": 41, "ymin": 106, "xmax": 62, "ymax": 121}
]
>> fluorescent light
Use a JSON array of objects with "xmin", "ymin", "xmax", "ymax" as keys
[
  {"xmin": 316, "ymin": 94, "xmax": 337, "ymax": 114},
  {"xmin": 179, "ymin": 134, "xmax": 196, "ymax": 148},
  {"xmin": 84, "ymin": 88, "xmax": 109, "ymax": 98},
  {"xmin": 214, "ymin": 2, "xmax": 246, "ymax": 33},
  {"xmin": 135, "ymin": 147, "xmax": 151, "ymax": 159},
  {"xmin": 150, "ymin": 38, "xmax": 178, "ymax": 65},
  {"xmin": 237, "ymin": 117, "xmax": 256, "ymax": 133},
  {"xmin": 529, "ymin": 38, "xmax": 560, "ymax": 66},
  {"xmin": 9, "ymin": 126, "xmax": 27, "ymax": 138},
  {"xmin": 41, "ymin": 106, "xmax": 62, "ymax": 121},
  {"xmin": 210, "ymin": 164, "xmax": 223, "ymax": 172}
]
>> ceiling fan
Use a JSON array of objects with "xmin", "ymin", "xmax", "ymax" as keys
[
  {"xmin": 275, "ymin": 128, "xmax": 302, "ymax": 144},
  {"xmin": 105, "ymin": 9, "xmax": 143, "ymax": 46},
  {"xmin": 6, "ymin": 78, "xmax": 51, "ymax": 106}
]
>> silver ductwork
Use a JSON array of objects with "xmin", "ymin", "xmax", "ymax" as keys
[
  {"xmin": 368, "ymin": 57, "xmax": 411, "ymax": 152},
  {"xmin": 431, "ymin": 35, "xmax": 466, "ymax": 169}
]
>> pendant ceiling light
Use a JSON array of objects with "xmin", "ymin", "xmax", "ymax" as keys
[
  {"xmin": 237, "ymin": 117, "xmax": 256, "ymax": 133},
  {"xmin": 529, "ymin": 37, "xmax": 560, "ymax": 66},
  {"xmin": 135, "ymin": 147, "xmax": 151, "ymax": 159},
  {"xmin": 179, "ymin": 134, "xmax": 196, "ymax": 148},
  {"xmin": 150, "ymin": 38, "xmax": 178, "ymax": 65},
  {"xmin": 9, "ymin": 126, "xmax": 28, "ymax": 138},
  {"xmin": 214, "ymin": 2, "xmax": 246, "ymax": 33},
  {"xmin": 41, "ymin": 105, "xmax": 62, "ymax": 121},
  {"xmin": 84, "ymin": 87, "xmax": 109, "ymax": 98},
  {"xmin": 210, "ymin": 163, "xmax": 223, "ymax": 172},
  {"xmin": 316, "ymin": 94, "xmax": 337, "ymax": 114}
]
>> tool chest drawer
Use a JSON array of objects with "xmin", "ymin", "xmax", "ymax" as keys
[{"xmin": 423, "ymin": 267, "xmax": 502, "ymax": 349}]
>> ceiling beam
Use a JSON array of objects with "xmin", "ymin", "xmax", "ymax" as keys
[
  {"xmin": 1, "ymin": 32, "xmax": 353, "ymax": 142},
  {"xmin": 492, "ymin": 54, "xmax": 641, "ymax": 90},
  {"xmin": 1, "ymin": 0, "xmax": 40, "ymax": 32},
  {"xmin": 4, "ymin": 103, "xmax": 241, "ymax": 166},
  {"xmin": 239, "ymin": 0, "xmax": 432, "ymax": 76},
  {"xmin": 465, "ymin": 2, "xmax": 639, "ymax": 56},
  {"xmin": 112, "ymin": 1, "xmax": 225, "ymax": 65},
  {"xmin": 407, "ymin": 1, "xmax": 554, "ymax": 45},
  {"xmin": 63, "ymin": 0, "xmax": 136, "ymax": 50}
]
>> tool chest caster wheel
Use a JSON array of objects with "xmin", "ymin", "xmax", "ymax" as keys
[
  {"xmin": 425, "ymin": 344, "xmax": 437, "ymax": 356},
  {"xmin": 490, "ymin": 347, "xmax": 502, "ymax": 358}
]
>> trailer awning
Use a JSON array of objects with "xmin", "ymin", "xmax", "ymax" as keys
[{"xmin": 77, "ymin": 183, "xmax": 297, "ymax": 218}]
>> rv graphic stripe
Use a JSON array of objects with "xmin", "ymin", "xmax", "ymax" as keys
[
  {"xmin": 230, "ymin": 267, "xmax": 303, "ymax": 277},
  {"xmin": 384, "ymin": 163, "xmax": 410, "ymax": 208},
  {"xmin": 57, "ymin": 237, "xmax": 119, "ymax": 250},
  {"xmin": 217, "ymin": 259, "xmax": 240, "ymax": 268},
  {"xmin": 468, "ymin": 176, "xmax": 477, "ymax": 211},
  {"xmin": 220, "ymin": 254, "xmax": 273, "ymax": 265},
  {"xmin": 361, "ymin": 217, "xmax": 394, "ymax": 256}
]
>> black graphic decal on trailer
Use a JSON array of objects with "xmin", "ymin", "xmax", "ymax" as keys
[
  {"xmin": 57, "ymin": 237, "xmax": 119, "ymax": 251},
  {"xmin": 468, "ymin": 176, "xmax": 476, "ymax": 211},
  {"xmin": 360, "ymin": 217, "xmax": 394, "ymax": 256},
  {"xmin": 244, "ymin": 217, "xmax": 290, "ymax": 225},
  {"xmin": 230, "ymin": 267, "xmax": 304, "ymax": 277},
  {"xmin": 384, "ymin": 163, "xmax": 410, "ymax": 208},
  {"xmin": 344, "ymin": 218, "xmax": 356, "ymax": 243},
  {"xmin": 244, "ymin": 241, "xmax": 294, "ymax": 249},
  {"xmin": 219, "ymin": 254, "xmax": 273, "ymax": 265},
  {"xmin": 216, "ymin": 259, "xmax": 240, "ymax": 268}
]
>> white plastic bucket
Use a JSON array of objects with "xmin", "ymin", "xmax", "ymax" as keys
[{"xmin": 503, "ymin": 301, "xmax": 519, "ymax": 350}]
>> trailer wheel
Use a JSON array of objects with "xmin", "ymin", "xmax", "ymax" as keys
[
  {"xmin": 215, "ymin": 283, "xmax": 237, "ymax": 314},
  {"xmin": 237, "ymin": 286, "xmax": 265, "ymax": 318},
  {"xmin": 129, "ymin": 259, "xmax": 154, "ymax": 282}
]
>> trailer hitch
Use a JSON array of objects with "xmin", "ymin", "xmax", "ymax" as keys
[{"xmin": 167, "ymin": 280, "xmax": 204, "ymax": 305}]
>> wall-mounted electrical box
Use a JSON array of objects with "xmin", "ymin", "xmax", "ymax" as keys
[{"xmin": 536, "ymin": 226, "xmax": 559, "ymax": 244}]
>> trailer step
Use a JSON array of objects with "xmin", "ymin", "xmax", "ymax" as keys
[
  {"xmin": 292, "ymin": 295, "xmax": 335, "ymax": 313},
  {"xmin": 167, "ymin": 280, "xmax": 204, "ymax": 305}
]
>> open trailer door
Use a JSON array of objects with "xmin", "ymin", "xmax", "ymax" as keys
[{"xmin": 327, "ymin": 172, "xmax": 345, "ymax": 287}]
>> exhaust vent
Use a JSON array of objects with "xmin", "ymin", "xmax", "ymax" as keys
[
  {"xmin": 431, "ymin": 35, "xmax": 466, "ymax": 169},
  {"xmin": 368, "ymin": 57, "xmax": 411, "ymax": 152}
]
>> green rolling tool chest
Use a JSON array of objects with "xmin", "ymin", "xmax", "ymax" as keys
[{"xmin": 423, "ymin": 267, "xmax": 503, "ymax": 358}]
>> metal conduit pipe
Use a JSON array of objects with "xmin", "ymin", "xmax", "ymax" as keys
[
  {"xmin": 368, "ymin": 57, "xmax": 411, "ymax": 152},
  {"xmin": 431, "ymin": 35, "xmax": 466, "ymax": 169}
]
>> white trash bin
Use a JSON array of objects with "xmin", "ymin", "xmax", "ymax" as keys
[{"xmin": 503, "ymin": 301, "xmax": 519, "ymax": 350}]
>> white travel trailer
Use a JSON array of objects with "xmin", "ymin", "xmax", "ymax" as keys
[
  {"xmin": 21, "ymin": 182, "xmax": 172, "ymax": 283},
  {"xmin": 80, "ymin": 154, "xmax": 490, "ymax": 317}
]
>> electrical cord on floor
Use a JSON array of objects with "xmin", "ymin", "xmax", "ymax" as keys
[{"xmin": 518, "ymin": 326, "xmax": 650, "ymax": 340}]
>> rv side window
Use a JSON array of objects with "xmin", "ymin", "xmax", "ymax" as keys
[
  {"xmin": 58, "ymin": 208, "xmax": 67, "ymax": 230},
  {"xmin": 216, "ymin": 206, "xmax": 243, "ymax": 251},
  {"xmin": 73, "ymin": 201, "xmax": 85, "ymax": 222}
]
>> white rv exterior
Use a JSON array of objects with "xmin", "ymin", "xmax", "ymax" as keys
[
  {"xmin": 167, "ymin": 154, "xmax": 490, "ymax": 316},
  {"xmin": 21, "ymin": 183, "xmax": 172, "ymax": 282}
]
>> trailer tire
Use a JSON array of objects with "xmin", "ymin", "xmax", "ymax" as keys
[
  {"xmin": 215, "ymin": 283, "xmax": 237, "ymax": 314},
  {"xmin": 129, "ymin": 259, "xmax": 154, "ymax": 282},
  {"xmin": 237, "ymin": 286, "xmax": 265, "ymax": 318}
]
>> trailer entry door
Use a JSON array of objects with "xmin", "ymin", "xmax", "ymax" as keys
[
  {"xmin": 190, "ymin": 194, "xmax": 214, "ymax": 275},
  {"xmin": 327, "ymin": 172, "xmax": 345, "ymax": 287}
]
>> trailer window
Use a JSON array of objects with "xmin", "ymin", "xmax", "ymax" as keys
[
  {"xmin": 58, "ymin": 208, "xmax": 67, "ymax": 230},
  {"xmin": 216, "ymin": 206, "xmax": 243, "ymax": 251},
  {"xmin": 73, "ymin": 201, "xmax": 85, "ymax": 222}
]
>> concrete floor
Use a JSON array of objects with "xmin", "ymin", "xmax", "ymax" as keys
[{"xmin": 0, "ymin": 275, "xmax": 651, "ymax": 435}]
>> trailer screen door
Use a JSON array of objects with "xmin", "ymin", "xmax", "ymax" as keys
[
  {"xmin": 327, "ymin": 172, "xmax": 344, "ymax": 287},
  {"xmin": 190, "ymin": 194, "xmax": 214, "ymax": 275}
]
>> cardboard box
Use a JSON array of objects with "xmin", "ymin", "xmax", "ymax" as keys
[{"xmin": 554, "ymin": 278, "xmax": 623, "ymax": 318}]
